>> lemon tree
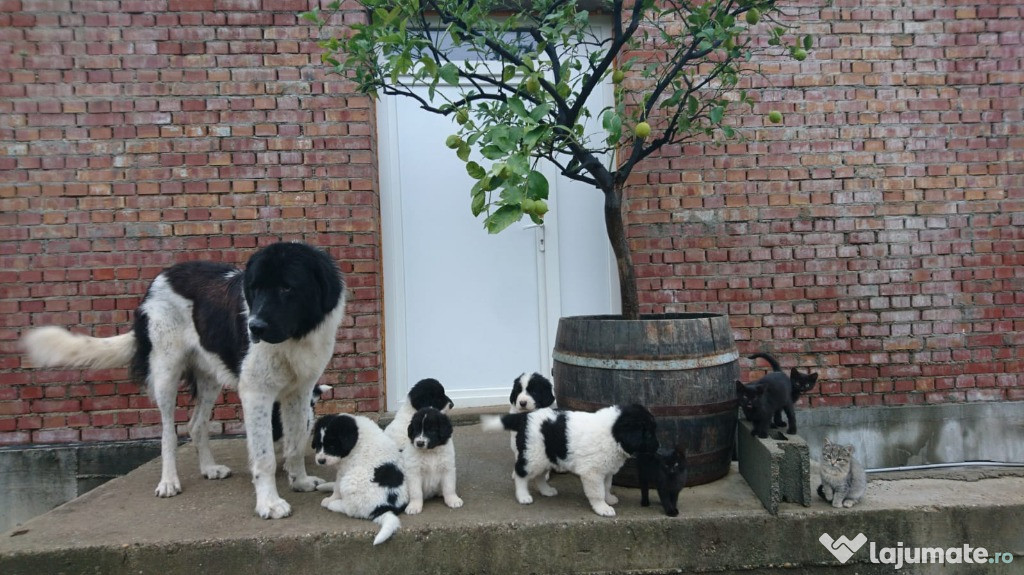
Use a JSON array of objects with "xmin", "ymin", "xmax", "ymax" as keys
[{"xmin": 304, "ymin": 0, "xmax": 810, "ymax": 319}]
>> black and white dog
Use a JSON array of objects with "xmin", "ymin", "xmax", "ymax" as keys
[
  {"xmin": 22, "ymin": 242, "xmax": 345, "ymax": 519},
  {"xmin": 313, "ymin": 414, "xmax": 408, "ymax": 545},
  {"xmin": 508, "ymin": 372, "xmax": 556, "ymax": 413},
  {"xmin": 403, "ymin": 407, "xmax": 463, "ymax": 514},
  {"xmin": 384, "ymin": 378, "xmax": 454, "ymax": 450},
  {"xmin": 482, "ymin": 404, "xmax": 659, "ymax": 516}
]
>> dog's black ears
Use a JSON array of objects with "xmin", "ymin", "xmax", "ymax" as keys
[{"xmin": 613, "ymin": 404, "xmax": 659, "ymax": 455}]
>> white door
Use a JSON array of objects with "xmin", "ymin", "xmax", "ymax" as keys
[{"xmin": 380, "ymin": 32, "xmax": 617, "ymax": 410}]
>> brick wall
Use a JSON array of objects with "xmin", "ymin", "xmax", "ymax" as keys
[
  {"xmin": 0, "ymin": 0, "xmax": 381, "ymax": 445},
  {"xmin": 628, "ymin": 0, "xmax": 1024, "ymax": 407},
  {"xmin": 1, "ymin": 0, "xmax": 1022, "ymax": 446}
]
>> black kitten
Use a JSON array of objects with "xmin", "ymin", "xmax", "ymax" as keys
[
  {"xmin": 736, "ymin": 375, "xmax": 795, "ymax": 438},
  {"xmin": 638, "ymin": 447, "xmax": 687, "ymax": 517},
  {"xmin": 745, "ymin": 353, "xmax": 819, "ymax": 431}
]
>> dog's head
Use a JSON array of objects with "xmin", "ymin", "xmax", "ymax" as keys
[
  {"xmin": 407, "ymin": 407, "xmax": 453, "ymax": 450},
  {"xmin": 408, "ymin": 378, "xmax": 454, "ymax": 412},
  {"xmin": 243, "ymin": 242, "xmax": 343, "ymax": 344},
  {"xmin": 611, "ymin": 404, "xmax": 659, "ymax": 456},
  {"xmin": 312, "ymin": 413, "xmax": 359, "ymax": 466},
  {"xmin": 509, "ymin": 372, "xmax": 555, "ymax": 413}
]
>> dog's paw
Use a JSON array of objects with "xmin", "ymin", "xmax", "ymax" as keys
[
  {"xmin": 445, "ymin": 495, "xmax": 464, "ymax": 509},
  {"xmin": 256, "ymin": 497, "xmax": 292, "ymax": 519},
  {"xmin": 316, "ymin": 481, "xmax": 336, "ymax": 493},
  {"xmin": 154, "ymin": 479, "xmax": 181, "ymax": 498},
  {"xmin": 290, "ymin": 475, "xmax": 325, "ymax": 492},
  {"xmin": 201, "ymin": 464, "xmax": 232, "ymax": 480},
  {"xmin": 326, "ymin": 499, "xmax": 346, "ymax": 514},
  {"xmin": 320, "ymin": 496, "xmax": 334, "ymax": 508},
  {"xmin": 605, "ymin": 493, "xmax": 619, "ymax": 506},
  {"xmin": 843, "ymin": 499, "xmax": 857, "ymax": 508},
  {"xmin": 591, "ymin": 503, "xmax": 616, "ymax": 517},
  {"xmin": 516, "ymin": 494, "xmax": 534, "ymax": 505},
  {"xmin": 537, "ymin": 484, "xmax": 558, "ymax": 497},
  {"xmin": 405, "ymin": 500, "xmax": 423, "ymax": 515}
]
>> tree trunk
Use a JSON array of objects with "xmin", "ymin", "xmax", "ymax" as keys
[{"xmin": 604, "ymin": 181, "xmax": 639, "ymax": 319}]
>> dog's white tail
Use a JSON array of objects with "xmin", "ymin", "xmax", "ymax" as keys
[
  {"xmin": 21, "ymin": 326, "xmax": 136, "ymax": 370},
  {"xmin": 372, "ymin": 511, "xmax": 401, "ymax": 545},
  {"xmin": 480, "ymin": 414, "xmax": 505, "ymax": 432}
]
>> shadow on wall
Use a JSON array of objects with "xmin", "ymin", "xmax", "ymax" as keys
[
  {"xmin": 799, "ymin": 401, "xmax": 1024, "ymax": 470},
  {"xmin": 0, "ymin": 440, "xmax": 160, "ymax": 532}
]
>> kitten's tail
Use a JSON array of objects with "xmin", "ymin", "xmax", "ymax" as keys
[
  {"xmin": 748, "ymin": 353, "xmax": 782, "ymax": 372},
  {"xmin": 372, "ymin": 511, "xmax": 401, "ymax": 545},
  {"xmin": 22, "ymin": 326, "xmax": 136, "ymax": 370}
]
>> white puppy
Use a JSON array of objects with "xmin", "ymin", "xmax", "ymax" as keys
[
  {"xmin": 313, "ymin": 414, "xmax": 408, "ymax": 545},
  {"xmin": 482, "ymin": 404, "xmax": 659, "ymax": 517},
  {"xmin": 384, "ymin": 378, "xmax": 454, "ymax": 450},
  {"xmin": 403, "ymin": 407, "xmax": 463, "ymax": 514}
]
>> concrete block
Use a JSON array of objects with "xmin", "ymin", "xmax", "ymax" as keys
[{"xmin": 736, "ymin": 419, "xmax": 812, "ymax": 515}]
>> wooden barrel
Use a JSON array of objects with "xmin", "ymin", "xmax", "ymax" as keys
[{"xmin": 553, "ymin": 313, "xmax": 739, "ymax": 487}]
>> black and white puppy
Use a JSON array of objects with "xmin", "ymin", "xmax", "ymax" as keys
[
  {"xmin": 312, "ymin": 414, "xmax": 408, "ymax": 545},
  {"xmin": 403, "ymin": 407, "xmax": 463, "ymax": 514},
  {"xmin": 508, "ymin": 372, "xmax": 556, "ymax": 413},
  {"xmin": 482, "ymin": 404, "xmax": 659, "ymax": 517},
  {"xmin": 384, "ymin": 378, "xmax": 454, "ymax": 450},
  {"xmin": 507, "ymin": 372, "xmax": 559, "ymax": 496}
]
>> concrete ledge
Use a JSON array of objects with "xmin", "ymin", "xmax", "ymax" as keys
[
  {"xmin": 2, "ymin": 427, "xmax": 1023, "ymax": 574},
  {"xmin": 737, "ymin": 419, "xmax": 812, "ymax": 515}
]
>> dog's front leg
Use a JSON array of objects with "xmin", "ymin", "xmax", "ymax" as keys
[
  {"xmin": 278, "ymin": 388, "xmax": 324, "ymax": 492},
  {"xmin": 581, "ymin": 473, "xmax": 616, "ymax": 517},
  {"xmin": 240, "ymin": 386, "xmax": 290, "ymax": 519},
  {"xmin": 405, "ymin": 465, "xmax": 424, "ymax": 515},
  {"xmin": 441, "ymin": 458, "xmax": 463, "ymax": 509},
  {"xmin": 603, "ymin": 473, "xmax": 618, "ymax": 505}
]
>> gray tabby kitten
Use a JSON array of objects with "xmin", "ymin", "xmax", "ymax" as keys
[{"xmin": 817, "ymin": 438, "xmax": 867, "ymax": 508}]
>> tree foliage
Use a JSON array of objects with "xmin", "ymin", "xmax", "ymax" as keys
[{"xmin": 305, "ymin": 0, "xmax": 809, "ymax": 318}]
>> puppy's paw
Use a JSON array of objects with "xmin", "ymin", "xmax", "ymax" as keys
[
  {"xmin": 537, "ymin": 484, "xmax": 558, "ymax": 497},
  {"xmin": 591, "ymin": 503, "xmax": 616, "ymax": 517},
  {"xmin": 445, "ymin": 495, "xmax": 464, "ymax": 509},
  {"xmin": 843, "ymin": 499, "xmax": 857, "ymax": 508},
  {"xmin": 516, "ymin": 494, "xmax": 534, "ymax": 505},
  {"xmin": 405, "ymin": 500, "xmax": 423, "ymax": 515},
  {"xmin": 320, "ymin": 496, "xmax": 334, "ymax": 508},
  {"xmin": 154, "ymin": 479, "xmax": 181, "ymax": 498},
  {"xmin": 316, "ymin": 481, "xmax": 336, "ymax": 493},
  {"xmin": 256, "ymin": 497, "xmax": 292, "ymax": 519},
  {"xmin": 289, "ymin": 475, "xmax": 325, "ymax": 492},
  {"xmin": 326, "ymin": 499, "xmax": 346, "ymax": 514},
  {"xmin": 605, "ymin": 493, "xmax": 619, "ymax": 506},
  {"xmin": 201, "ymin": 464, "xmax": 232, "ymax": 480}
]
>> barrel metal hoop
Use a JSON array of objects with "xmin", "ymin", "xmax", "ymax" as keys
[
  {"xmin": 552, "ymin": 349, "xmax": 739, "ymax": 371},
  {"xmin": 559, "ymin": 397, "xmax": 739, "ymax": 417}
]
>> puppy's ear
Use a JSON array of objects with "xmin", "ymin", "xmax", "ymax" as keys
[
  {"xmin": 407, "ymin": 408, "xmax": 426, "ymax": 442},
  {"xmin": 612, "ymin": 405, "xmax": 659, "ymax": 455},
  {"xmin": 437, "ymin": 412, "xmax": 454, "ymax": 443},
  {"xmin": 329, "ymin": 415, "xmax": 359, "ymax": 459},
  {"xmin": 509, "ymin": 380, "xmax": 522, "ymax": 405}
]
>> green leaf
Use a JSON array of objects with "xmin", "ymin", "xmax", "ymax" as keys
[
  {"xmin": 456, "ymin": 142, "xmax": 470, "ymax": 162},
  {"xmin": 485, "ymin": 205, "xmax": 523, "ymax": 234},
  {"xmin": 508, "ymin": 98, "xmax": 530, "ymax": 120},
  {"xmin": 502, "ymin": 65, "xmax": 516, "ymax": 83},
  {"xmin": 524, "ymin": 125, "xmax": 547, "ymax": 147},
  {"xmin": 526, "ymin": 170, "xmax": 549, "ymax": 200},
  {"xmin": 530, "ymin": 103, "xmax": 553, "ymax": 122},
  {"xmin": 439, "ymin": 63, "xmax": 459, "ymax": 85},
  {"xmin": 480, "ymin": 144, "xmax": 505, "ymax": 160},
  {"xmin": 466, "ymin": 161, "xmax": 486, "ymax": 180},
  {"xmin": 471, "ymin": 190, "xmax": 486, "ymax": 216},
  {"xmin": 687, "ymin": 96, "xmax": 699, "ymax": 116},
  {"xmin": 803, "ymin": 35, "xmax": 814, "ymax": 50},
  {"xmin": 710, "ymin": 105, "xmax": 724, "ymax": 124}
]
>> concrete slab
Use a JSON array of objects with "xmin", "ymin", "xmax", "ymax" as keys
[
  {"xmin": 736, "ymin": 419, "xmax": 812, "ymax": 514},
  {"xmin": 2, "ymin": 423, "xmax": 1023, "ymax": 574}
]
